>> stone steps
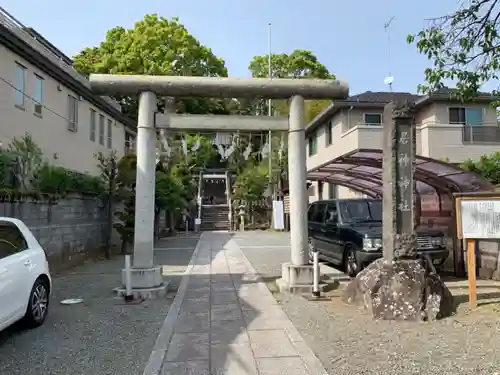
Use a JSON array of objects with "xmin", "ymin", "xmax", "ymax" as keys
[{"xmin": 201, "ymin": 207, "xmax": 230, "ymax": 231}]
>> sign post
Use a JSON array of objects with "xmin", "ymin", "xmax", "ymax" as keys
[{"xmin": 454, "ymin": 192, "xmax": 500, "ymax": 309}]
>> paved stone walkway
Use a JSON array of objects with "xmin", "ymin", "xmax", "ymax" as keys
[{"xmin": 143, "ymin": 232, "xmax": 328, "ymax": 375}]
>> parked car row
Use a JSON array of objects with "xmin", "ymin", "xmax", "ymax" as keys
[
  {"xmin": 307, "ymin": 199, "xmax": 449, "ymax": 277},
  {"xmin": 0, "ymin": 218, "xmax": 51, "ymax": 332}
]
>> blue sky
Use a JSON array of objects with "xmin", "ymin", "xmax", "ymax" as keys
[{"xmin": 2, "ymin": 0, "xmax": 490, "ymax": 95}]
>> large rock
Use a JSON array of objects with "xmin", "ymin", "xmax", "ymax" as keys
[{"xmin": 343, "ymin": 255, "xmax": 455, "ymax": 321}]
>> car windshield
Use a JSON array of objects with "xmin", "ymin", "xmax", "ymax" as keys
[{"xmin": 339, "ymin": 200, "xmax": 382, "ymax": 223}]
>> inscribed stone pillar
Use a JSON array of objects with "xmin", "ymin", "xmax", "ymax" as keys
[{"xmin": 382, "ymin": 102, "xmax": 416, "ymax": 260}]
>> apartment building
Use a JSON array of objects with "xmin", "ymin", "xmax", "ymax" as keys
[
  {"xmin": 305, "ymin": 90, "xmax": 499, "ymax": 201},
  {"xmin": 0, "ymin": 8, "xmax": 136, "ymax": 176}
]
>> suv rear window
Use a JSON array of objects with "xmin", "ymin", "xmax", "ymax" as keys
[{"xmin": 0, "ymin": 221, "xmax": 28, "ymax": 260}]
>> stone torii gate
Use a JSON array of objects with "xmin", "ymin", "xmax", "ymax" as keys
[{"xmin": 89, "ymin": 74, "xmax": 349, "ymax": 297}]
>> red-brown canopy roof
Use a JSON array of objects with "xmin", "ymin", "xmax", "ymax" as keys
[{"xmin": 307, "ymin": 149, "xmax": 492, "ymax": 198}]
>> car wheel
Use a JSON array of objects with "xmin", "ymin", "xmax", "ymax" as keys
[
  {"xmin": 308, "ymin": 237, "xmax": 316, "ymax": 263},
  {"xmin": 344, "ymin": 247, "xmax": 359, "ymax": 278},
  {"xmin": 23, "ymin": 278, "xmax": 50, "ymax": 328}
]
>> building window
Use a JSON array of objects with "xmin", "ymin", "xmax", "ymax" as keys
[
  {"xmin": 99, "ymin": 115, "xmax": 105, "ymax": 145},
  {"xmin": 14, "ymin": 63, "xmax": 26, "ymax": 108},
  {"xmin": 326, "ymin": 122, "xmax": 332, "ymax": 145},
  {"xmin": 449, "ymin": 107, "xmax": 483, "ymax": 125},
  {"xmin": 107, "ymin": 119, "xmax": 113, "ymax": 148},
  {"xmin": 308, "ymin": 133, "xmax": 318, "ymax": 156},
  {"xmin": 67, "ymin": 95, "xmax": 78, "ymax": 131},
  {"xmin": 89, "ymin": 109, "xmax": 96, "ymax": 142},
  {"xmin": 364, "ymin": 113, "xmax": 382, "ymax": 125},
  {"xmin": 33, "ymin": 74, "xmax": 44, "ymax": 116}
]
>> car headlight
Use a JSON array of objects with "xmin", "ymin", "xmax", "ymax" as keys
[
  {"xmin": 363, "ymin": 238, "xmax": 382, "ymax": 251},
  {"xmin": 431, "ymin": 237, "xmax": 444, "ymax": 247}
]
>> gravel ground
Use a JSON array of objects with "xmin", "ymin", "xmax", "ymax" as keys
[
  {"xmin": 0, "ymin": 237, "xmax": 198, "ymax": 375},
  {"xmin": 235, "ymin": 231, "xmax": 500, "ymax": 375}
]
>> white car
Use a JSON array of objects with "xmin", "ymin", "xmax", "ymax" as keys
[{"xmin": 0, "ymin": 217, "xmax": 51, "ymax": 331}]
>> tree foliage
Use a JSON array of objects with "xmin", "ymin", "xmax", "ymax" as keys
[
  {"xmin": 155, "ymin": 171, "xmax": 185, "ymax": 213},
  {"xmin": 248, "ymin": 50, "xmax": 334, "ymax": 79},
  {"xmin": 461, "ymin": 152, "xmax": 500, "ymax": 184},
  {"xmin": 232, "ymin": 163, "xmax": 269, "ymax": 203},
  {"xmin": 95, "ymin": 151, "xmax": 119, "ymax": 258},
  {"xmin": 8, "ymin": 133, "xmax": 43, "ymax": 191},
  {"xmin": 73, "ymin": 14, "xmax": 231, "ymax": 119},
  {"xmin": 247, "ymin": 50, "xmax": 335, "ymax": 122},
  {"xmin": 407, "ymin": 0, "xmax": 499, "ymax": 100},
  {"xmin": 113, "ymin": 154, "xmax": 138, "ymax": 251}
]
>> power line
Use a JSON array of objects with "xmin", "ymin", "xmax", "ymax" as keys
[
  {"xmin": 0, "ymin": 74, "xmax": 124, "ymax": 154},
  {"xmin": 0, "ymin": 74, "xmax": 71, "ymax": 124}
]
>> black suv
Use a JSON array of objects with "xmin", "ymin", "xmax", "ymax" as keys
[{"xmin": 307, "ymin": 199, "xmax": 449, "ymax": 277}]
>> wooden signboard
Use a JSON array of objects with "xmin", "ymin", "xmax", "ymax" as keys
[{"xmin": 454, "ymin": 193, "xmax": 500, "ymax": 308}]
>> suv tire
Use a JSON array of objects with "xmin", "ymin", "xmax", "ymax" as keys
[{"xmin": 344, "ymin": 246, "xmax": 359, "ymax": 278}]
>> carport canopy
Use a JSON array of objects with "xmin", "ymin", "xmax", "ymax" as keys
[{"xmin": 307, "ymin": 149, "xmax": 493, "ymax": 198}]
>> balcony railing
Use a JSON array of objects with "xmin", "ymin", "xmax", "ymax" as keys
[
  {"xmin": 462, "ymin": 125, "xmax": 500, "ymax": 144},
  {"xmin": 0, "ymin": 7, "xmax": 91, "ymax": 89},
  {"xmin": 342, "ymin": 122, "xmax": 382, "ymax": 132}
]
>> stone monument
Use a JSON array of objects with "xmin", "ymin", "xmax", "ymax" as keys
[{"xmin": 343, "ymin": 101, "xmax": 454, "ymax": 321}]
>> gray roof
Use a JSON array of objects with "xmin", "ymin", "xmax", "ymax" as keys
[
  {"xmin": 306, "ymin": 89, "xmax": 498, "ymax": 135},
  {"xmin": 346, "ymin": 91, "xmax": 423, "ymax": 103}
]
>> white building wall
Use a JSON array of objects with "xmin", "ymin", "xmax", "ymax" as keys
[{"xmin": 0, "ymin": 43, "xmax": 129, "ymax": 175}]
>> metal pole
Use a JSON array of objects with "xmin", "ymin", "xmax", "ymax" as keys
[
  {"xmin": 313, "ymin": 250, "xmax": 320, "ymax": 297},
  {"xmin": 288, "ymin": 95, "xmax": 308, "ymax": 265},
  {"xmin": 124, "ymin": 255, "xmax": 133, "ymax": 301},
  {"xmin": 268, "ymin": 23, "xmax": 273, "ymax": 201}
]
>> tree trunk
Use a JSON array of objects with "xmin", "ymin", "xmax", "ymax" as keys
[
  {"xmin": 154, "ymin": 210, "xmax": 160, "ymax": 240},
  {"xmin": 169, "ymin": 211, "xmax": 176, "ymax": 236},
  {"xmin": 104, "ymin": 196, "xmax": 112, "ymax": 260},
  {"xmin": 120, "ymin": 239, "xmax": 127, "ymax": 255}
]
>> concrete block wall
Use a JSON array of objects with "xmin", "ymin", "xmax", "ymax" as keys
[{"xmin": 0, "ymin": 196, "xmax": 111, "ymax": 268}]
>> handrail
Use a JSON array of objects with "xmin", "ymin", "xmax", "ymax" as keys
[
  {"xmin": 344, "ymin": 121, "xmax": 499, "ymax": 131},
  {"xmin": 225, "ymin": 171, "xmax": 232, "ymax": 230},
  {"xmin": 197, "ymin": 170, "xmax": 203, "ymax": 220}
]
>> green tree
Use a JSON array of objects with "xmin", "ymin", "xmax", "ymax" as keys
[
  {"xmin": 233, "ymin": 163, "xmax": 269, "ymax": 203},
  {"xmin": 461, "ymin": 152, "xmax": 500, "ymax": 185},
  {"xmin": 233, "ymin": 162, "xmax": 270, "ymax": 227},
  {"xmin": 113, "ymin": 154, "xmax": 136, "ymax": 253},
  {"xmin": 407, "ymin": 0, "xmax": 499, "ymax": 101},
  {"xmin": 187, "ymin": 134, "xmax": 219, "ymax": 169},
  {"xmin": 8, "ymin": 133, "xmax": 43, "ymax": 191},
  {"xmin": 155, "ymin": 170, "xmax": 186, "ymax": 234},
  {"xmin": 247, "ymin": 50, "xmax": 335, "ymax": 122},
  {"xmin": 95, "ymin": 151, "xmax": 119, "ymax": 259},
  {"xmin": 73, "ymin": 14, "xmax": 230, "ymax": 119},
  {"xmin": 248, "ymin": 50, "xmax": 333, "ymax": 79}
]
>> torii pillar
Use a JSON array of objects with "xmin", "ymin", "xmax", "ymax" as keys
[{"xmin": 89, "ymin": 74, "xmax": 349, "ymax": 297}]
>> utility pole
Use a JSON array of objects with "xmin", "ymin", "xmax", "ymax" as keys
[{"xmin": 383, "ymin": 16, "xmax": 395, "ymax": 92}]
